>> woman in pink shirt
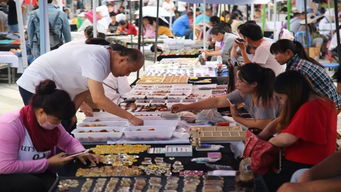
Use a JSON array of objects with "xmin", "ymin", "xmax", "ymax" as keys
[
  {"xmin": 143, "ymin": 17, "xmax": 156, "ymax": 38},
  {"xmin": 0, "ymin": 80, "xmax": 98, "ymax": 192}
]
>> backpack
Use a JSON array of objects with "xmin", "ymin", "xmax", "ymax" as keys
[{"xmin": 32, "ymin": 11, "xmax": 63, "ymax": 50}]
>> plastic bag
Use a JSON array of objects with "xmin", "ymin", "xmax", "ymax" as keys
[
  {"xmin": 196, "ymin": 109, "xmax": 226, "ymax": 124},
  {"xmin": 180, "ymin": 111, "xmax": 197, "ymax": 123}
]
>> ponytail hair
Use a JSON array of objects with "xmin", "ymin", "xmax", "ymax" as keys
[
  {"xmin": 31, "ymin": 80, "xmax": 76, "ymax": 120},
  {"xmin": 270, "ymin": 39, "xmax": 322, "ymax": 67},
  {"xmin": 238, "ymin": 63, "xmax": 275, "ymax": 107}
]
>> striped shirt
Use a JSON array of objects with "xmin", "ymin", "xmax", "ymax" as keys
[{"xmin": 286, "ymin": 54, "xmax": 341, "ymax": 108}]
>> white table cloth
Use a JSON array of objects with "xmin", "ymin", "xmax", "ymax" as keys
[{"xmin": 0, "ymin": 51, "xmax": 23, "ymax": 73}]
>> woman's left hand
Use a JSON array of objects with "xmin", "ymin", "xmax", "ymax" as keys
[
  {"xmin": 77, "ymin": 153, "xmax": 100, "ymax": 166},
  {"xmin": 230, "ymin": 104, "xmax": 239, "ymax": 118}
]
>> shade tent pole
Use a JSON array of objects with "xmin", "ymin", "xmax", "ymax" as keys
[
  {"xmin": 267, "ymin": 2, "xmax": 270, "ymax": 21},
  {"xmin": 193, "ymin": 3, "xmax": 196, "ymax": 40},
  {"xmin": 203, "ymin": 0, "xmax": 206, "ymax": 50},
  {"xmin": 15, "ymin": 0, "xmax": 28, "ymax": 68},
  {"xmin": 251, "ymin": 4, "xmax": 254, "ymax": 20},
  {"xmin": 137, "ymin": 0, "xmax": 143, "ymax": 79},
  {"xmin": 327, "ymin": 0, "xmax": 333, "ymax": 37},
  {"xmin": 287, "ymin": 0, "xmax": 292, "ymax": 31},
  {"xmin": 273, "ymin": 0, "xmax": 277, "ymax": 40},
  {"xmin": 153, "ymin": 0, "xmax": 160, "ymax": 63},
  {"xmin": 92, "ymin": 0, "xmax": 97, "ymax": 37},
  {"xmin": 304, "ymin": 0, "xmax": 309, "ymax": 48},
  {"xmin": 129, "ymin": 0, "xmax": 133, "ymax": 45},
  {"xmin": 170, "ymin": 14, "xmax": 173, "ymax": 29},
  {"xmin": 39, "ymin": 0, "xmax": 49, "ymax": 55},
  {"xmin": 333, "ymin": 0, "xmax": 341, "ymax": 64},
  {"xmin": 137, "ymin": 0, "xmax": 143, "ymax": 50}
]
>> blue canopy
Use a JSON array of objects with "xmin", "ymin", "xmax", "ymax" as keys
[{"xmin": 178, "ymin": 0, "xmax": 270, "ymax": 5}]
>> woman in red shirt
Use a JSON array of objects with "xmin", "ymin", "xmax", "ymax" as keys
[{"xmin": 263, "ymin": 71, "xmax": 337, "ymax": 191}]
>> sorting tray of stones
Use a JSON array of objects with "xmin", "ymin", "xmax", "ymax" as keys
[
  {"xmin": 52, "ymin": 175, "xmax": 235, "ymax": 192},
  {"xmin": 190, "ymin": 126, "xmax": 246, "ymax": 141},
  {"xmin": 137, "ymin": 76, "xmax": 189, "ymax": 84}
]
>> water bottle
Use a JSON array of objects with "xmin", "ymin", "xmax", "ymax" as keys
[{"xmin": 217, "ymin": 56, "xmax": 223, "ymax": 74}]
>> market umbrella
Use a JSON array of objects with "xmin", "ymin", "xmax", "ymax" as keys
[
  {"xmin": 135, "ymin": 6, "xmax": 171, "ymax": 17},
  {"xmin": 142, "ymin": 16, "xmax": 169, "ymax": 27}
]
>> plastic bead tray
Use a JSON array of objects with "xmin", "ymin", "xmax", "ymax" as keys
[
  {"xmin": 190, "ymin": 126, "xmax": 246, "ymax": 141},
  {"xmin": 52, "ymin": 176, "xmax": 233, "ymax": 192},
  {"xmin": 137, "ymin": 75, "xmax": 189, "ymax": 84}
]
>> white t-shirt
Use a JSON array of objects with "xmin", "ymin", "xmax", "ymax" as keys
[
  {"xmin": 162, "ymin": 1, "xmax": 175, "ymax": 17},
  {"xmin": 252, "ymin": 40, "xmax": 285, "ymax": 76},
  {"xmin": 17, "ymin": 44, "xmax": 111, "ymax": 99},
  {"xmin": 103, "ymin": 73, "xmax": 131, "ymax": 104},
  {"xmin": 18, "ymin": 129, "xmax": 51, "ymax": 161},
  {"xmin": 177, "ymin": 2, "xmax": 187, "ymax": 12}
]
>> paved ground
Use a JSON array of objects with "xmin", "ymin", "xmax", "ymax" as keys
[{"xmin": 0, "ymin": 83, "xmax": 23, "ymax": 114}]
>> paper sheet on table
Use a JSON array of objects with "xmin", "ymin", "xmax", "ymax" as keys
[{"xmin": 207, "ymin": 170, "xmax": 237, "ymax": 176}]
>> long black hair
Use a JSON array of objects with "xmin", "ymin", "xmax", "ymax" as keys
[
  {"xmin": 274, "ymin": 71, "xmax": 317, "ymax": 131},
  {"xmin": 238, "ymin": 63, "xmax": 276, "ymax": 107},
  {"xmin": 270, "ymin": 39, "xmax": 322, "ymax": 67}
]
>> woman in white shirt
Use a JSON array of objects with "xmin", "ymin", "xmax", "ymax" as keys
[{"xmin": 17, "ymin": 42, "xmax": 144, "ymax": 126}]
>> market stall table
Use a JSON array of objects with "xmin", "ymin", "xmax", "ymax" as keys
[
  {"xmin": 52, "ymin": 143, "xmax": 268, "ymax": 192},
  {"xmin": 0, "ymin": 51, "xmax": 22, "ymax": 83}
]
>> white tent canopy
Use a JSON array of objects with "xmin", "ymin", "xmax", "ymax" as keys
[
  {"xmin": 135, "ymin": 6, "xmax": 171, "ymax": 17},
  {"xmin": 178, "ymin": 0, "xmax": 270, "ymax": 5}
]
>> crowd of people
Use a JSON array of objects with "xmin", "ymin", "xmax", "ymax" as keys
[{"xmin": 0, "ymin": 0, "xmax": 341, "ymax": 192}]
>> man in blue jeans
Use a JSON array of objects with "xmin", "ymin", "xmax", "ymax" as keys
[
  {"xmin": 172, "ymin": 10, "xmax": 193, "ymax": 39},
  {"xmin": 27, "ymin": 0, "xmax": 71, "ymax": 59}
]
